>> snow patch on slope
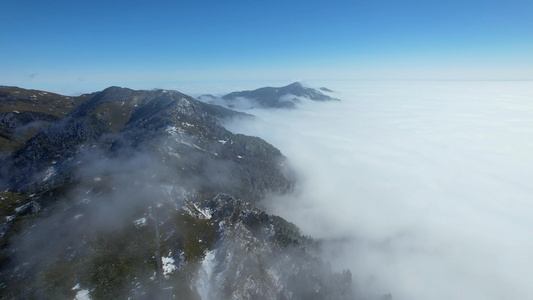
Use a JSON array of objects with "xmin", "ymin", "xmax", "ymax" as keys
[
  {"xmin": 72, "ymin": 284, "xmax": 91, "ymax": 300},
  {"xmin": 42, "ymin": 166, "xmax": 56, "ymax": 182},
  {"xmin": 183, "ymin": 200, "xmax": 213, "ymax": 220},
  {"xmin": 134, "ymin": 217, "xmax": 147, "ymax": 227},
  {"xmin": 162, "ymin": 253, "xmax": 177, "ymax": 279}
]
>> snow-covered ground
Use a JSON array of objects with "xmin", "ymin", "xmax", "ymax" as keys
[{"xmin": 162, "ymin": 253, "xmax": 178, "ymax": 279}]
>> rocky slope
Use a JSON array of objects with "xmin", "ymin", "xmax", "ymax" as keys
[{"xmin": 0, "ymin": 86, "xmax": 355, "ymax": 299}]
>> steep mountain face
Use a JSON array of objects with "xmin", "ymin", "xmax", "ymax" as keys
[
  {"xmin": 193, "ymin": 194, "xmax": 353, "ymax": 300},
  {"xmin": 220, "ymin": 82, "xmax": 340, "ymax": 109},
  {"xmin": 0, "ymin": 86, "xmax": 355, "ymax": 299},
  {"xmin": 1, "ymin": 87, "xmax": 288, "ymax": 199}
]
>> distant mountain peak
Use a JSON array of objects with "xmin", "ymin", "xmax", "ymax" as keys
[
  {"xmin": 221, "ymin": 82, "xmax": 340, "ymax": 109},
  {"xmin": 287, "ymin": 81, "xmax": 303, "ymax": 87}
]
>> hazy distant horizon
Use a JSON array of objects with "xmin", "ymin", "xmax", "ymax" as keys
[
  {"xmin": 2, "ymin": 1, "xmax": 532, "ymax": 95},
  {"xmin": 3, "ymin": 78, "xmax": 533, "ymax": 98}
]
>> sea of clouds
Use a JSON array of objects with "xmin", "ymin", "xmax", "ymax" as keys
[{"xmin": 224, "ymin": 81, "xmax": 533, "ymax": 300}]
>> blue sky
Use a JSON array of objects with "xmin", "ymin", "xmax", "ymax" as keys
[{"xmin": 1, "ymin": 0, "xmax": 532, "ymax": 94}]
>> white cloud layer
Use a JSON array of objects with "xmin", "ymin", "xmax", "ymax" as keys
[{"xmin": 224, "ymin": 81, "xmax": 533, "ymax": 300}]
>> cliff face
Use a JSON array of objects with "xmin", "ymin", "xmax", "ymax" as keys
[{"xmin": 0, "ymin": 86, "xmax": 354, "ymax": 299}]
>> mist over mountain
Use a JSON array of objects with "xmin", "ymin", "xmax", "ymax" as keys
[
  {"xmin": 1, "ymin": 0, "xmax": 531, "ymax": 298},
  {"xmin": 224, "ymin": 80, "xmax": 533, "ymax": 300},
  {"xmin": 3, "ymin": 81, "xmax": 530, "ymax": 300},
  {"xmin": 199, "ymin": 82, "xmax": 339, "ymax": 109},
  {"xmin": 0, "ymin": 85, "xmax": 355, "ymax": 299}
]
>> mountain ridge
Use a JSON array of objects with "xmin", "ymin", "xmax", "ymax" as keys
[{"xmin": 0, "ymin": 85, "xmax": 356, "ymax": 299}]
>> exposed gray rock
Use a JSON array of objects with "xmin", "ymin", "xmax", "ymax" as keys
[{"xmin": 197, "ymin": 193, "xmax": 354, "ymax": 299}]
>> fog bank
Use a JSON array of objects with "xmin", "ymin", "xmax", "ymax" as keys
[{"xmin": 225, "ymin": 81, "xmax": 533, "ymax": 299}]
